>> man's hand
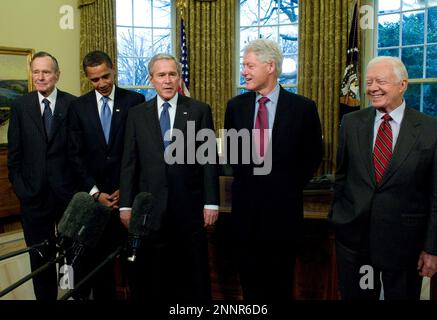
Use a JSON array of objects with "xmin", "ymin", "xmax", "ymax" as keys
[
  {"xmin": 108, "ymin": 190, "xmax": 120, "ymax": 208},
  {"xmin": 120, "ymin": 210, "xmax": 132, "ymax": 229},
  {"xmin": 417, "ymin": 251, "xmax": 437, "ymax": 277},
  {"xmin": 204, "ymin": 208, "xmax": 219, "ymax": 227}
]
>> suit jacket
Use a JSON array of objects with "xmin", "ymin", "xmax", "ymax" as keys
[
  {"xmin": 68, "ymin": 86, "xmax": 145, "ymax": 194},
  {"xmin": 330, "ymin": 106, "xmax": 437, "ymax": 270},
  {"xmin": 8, "ymin": 89, "xmax": 77, "ymax": 213},
  {"xmin": 119, "ymin": 95, "xmax": 219, "ymax": 233},
  {"xmin": 224, "ymin": 87, "xmax": 323, "ymax": 242}
]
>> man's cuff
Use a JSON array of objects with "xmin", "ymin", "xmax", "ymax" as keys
[
  {"xmin": 119, "ymin": 207, "xmax": 132, "ymax": 212},
  {"xmin": 204, "ymin": 205, "xmax": 219, "ymax": 210},
  {"xmin": 89, "ymin": 186, "xmax": 99, "ymax": 196}
]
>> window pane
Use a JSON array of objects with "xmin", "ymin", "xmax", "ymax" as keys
[
  {"xmin": 423, "ymin": 83, "xmax": 437, "ymax": 118},
  {"xmin": 379, "ymin": 0, "xmax": 401, "ymax": 13},
  {"xmin": 240, "ymin": 0, "xmax": 259, "ymax": 26},
  {"xmin": 404, "ymin": 83, "xmax": 421, "ymax": 111},
  {"xmin": 260, "ymin": 0, "xmax": 278, "ymax": 25},
  {"xmin": 378, "ymin": 14, "xmax": 400, "ymax": 47},
  {"xmin": 153, "ymin": 29, "xmax": 172, "ymax": 54},
  {"xmin": 133, "ymin": 0, "xmax": 151, "ymax": 27},
  {"xmin": 133, "ymin": 58, "xmax": 150, "ymax": 85},
  {"xmin": 284, "ymin": 87, "xmax": 297, "ymax": 94},
  {"xmin": 402, "ymin": 11, "xmax": 424, "ymax": 45},
  {"xmin": 401, "ymin": 46, "xmax": 424, "ymax": 78},
  {"xmin": 429, "ymin": 0, "xmax": 437, "ymax": 7},
  {"xmin": 279, "ymin": 55, "xmax": 297, "ymax": 84},
  {"xmin": 130, "ymin": 88, "xmax": 156, "ymax": 101},
  {"xmin": 428, "ymin": 7, "xmax": 437, "ymax": 43},
  {"xmin": 134, "ymin": 28, "xmax": 152, "ymax": 57},
  {"xmin": 279, "ymin": 25, "xmax": 298, "ymax": 55},
  {"xmin": 117, "ymin": 27, "xmax": 134, "ymax": 57},
  {"xmin": 259, "ymin": 26, "xmax": 278, "ymax": 41},
  {"xmin": 426, "ymin": 45, "xmax": 437, "ymax": 77},
  {"xmin": 116, "ymin": 0, "xmax": 132, "ymax": 26},
  {"xmin": 240, "ymin": 27, "xmax": 259, "ymax": 54},
  {"xmin": 279, "ymin": 1, "xmax": 298, "ymax": 24},
  {"xmin": 239, "ymin": 57, "xmax": 244, "ymax": 86},
  {"xmin": 118, "ymin": 57, "xmax": 134, "ymax": 86},
  {"xmin": 377, "ymin": 48, "xmax": 400, "ymax": 56},
  {"xmin": 153, "ymin": 0, "xmax": 171, "ymax": 28},
  {"xmin": 402, "ymin": 0, "xmax": 425, "ymax": 10}
]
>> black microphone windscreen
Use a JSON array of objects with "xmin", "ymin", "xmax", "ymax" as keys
[
  {"xmin": 129, "ymin": 192, "xmax": 154, "ymax": 237},
  {"xmin": 58, "ymin": 192, "xmax": 95, "ymax": 239},
  {"xmin": 76, "ymin": 202, "xmax": 112, "ymax": 248}
]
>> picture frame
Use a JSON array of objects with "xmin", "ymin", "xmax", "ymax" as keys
[{"xmin": 0, "ymin": 46, "xmax": 34, "ymax": 146}]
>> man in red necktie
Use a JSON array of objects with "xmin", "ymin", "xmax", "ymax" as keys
[
  {"xmin": 330, "ymin": 56, "xmax": 437, "ymax": 300},
  {"xmin": 224, "ymin": 39, "xmax": 323, "ymax": 300}
]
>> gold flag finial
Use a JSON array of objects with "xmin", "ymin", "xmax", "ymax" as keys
[{"xmin": 176, "ymin": 0, "xmax": 188, "ymax": 17}]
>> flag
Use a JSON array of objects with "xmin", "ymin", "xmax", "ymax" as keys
[
  {"xmin": 178, "ymin": 18, "xmax": 190, "ymax": 97},
  {"xmin": 339, "ymin": 1, "xmax": 360, "ymax": 122}
]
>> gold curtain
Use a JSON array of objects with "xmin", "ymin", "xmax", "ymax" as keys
[
  {"xmin": 78, "ymin": 0, "xmax": 116, "ymax": 94},
  {"xmin": 298, "ymin": 0, "xmax": 359, "ymax": 174},
  {"xmin": 176, "ymin": 0, "xmax": 236, "ymax": 131}
]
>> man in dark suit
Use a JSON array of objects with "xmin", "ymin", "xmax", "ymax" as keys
[
  {"xmin": 224, "ymin": 39, "xmax": 323, "ymax": 300},
  {"xmin": 8, "ymin": 51, "xmax": 76, "ymax": 300},
  {"xmin": 330, "ymin": 56, "xmax": 437, "ymax": 300},
  {"xmin": 119, "ymin": 53, "xmax": 219, "ymax": 301},
  {"xmin": 68, "ymin": 51, "xmax": 145, "ymax": 300}
]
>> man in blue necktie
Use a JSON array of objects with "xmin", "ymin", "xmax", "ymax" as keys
[
  {"xmin": 68, "ymin": 51, "xmax": 145, "ymax": 300},
  {"xmin": 119, "ymin": 53, "xmax": 219, "ymax": 301}
]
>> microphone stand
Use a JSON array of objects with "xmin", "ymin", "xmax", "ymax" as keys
[
  {"xmin": 0, "ymin": 240, "xmax": 49, "ymax": 262},
  {"xmin": 58, "ymin": 245, "xmax": 123, "ymax": 300},
  {"xmin": 0, "ymin": 254, "xmax": 65, "ymax": 298}
]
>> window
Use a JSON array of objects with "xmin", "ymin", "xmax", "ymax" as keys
[
  {"xmin": 238, "ymin": 0, "xmax": 299, "ymax": 94},
  {"xmin": 116, "ymin": 0, "xmax": 174, "ymax": 100},
  {"xmin": 376, "ymin": 0, "xmax": 437, "ymax": 117}
]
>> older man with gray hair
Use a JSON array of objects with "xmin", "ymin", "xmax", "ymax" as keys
[{"xmin": 330, "ymin": 56, "xmax": 437, "ymax": 300}]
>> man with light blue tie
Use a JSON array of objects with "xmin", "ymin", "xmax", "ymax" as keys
[
  {"xmin": 68, "ymin": 51, "xmax": 145, "ymax": 300},
  {"xmin": 119, "ymin": 53, "xmax": 219, "ymax": 300}
]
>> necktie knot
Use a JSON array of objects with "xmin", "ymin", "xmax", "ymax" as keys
[
  {"xmin": 258, "ymin": 96, "xmax": 269, "ymax": 107},
  {"xmin": 382, "ymin": 113, "xmax": 392, "ymax": 122}
]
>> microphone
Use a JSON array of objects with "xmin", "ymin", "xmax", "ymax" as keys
[{"xmin": 127, "ymin": 192, "xmax": 154, "ymax": 262}]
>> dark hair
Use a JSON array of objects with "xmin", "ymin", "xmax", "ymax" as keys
[
  {"xmin": 31, "ymin": 51, "xmax": 60, "ymax": 73},
  {"xmin": 82, "ymin": 51, "xmax": 113, "ymax": 72}
]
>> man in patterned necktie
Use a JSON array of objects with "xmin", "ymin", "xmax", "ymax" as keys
[
  {"xmin": 330, "ymin": 56, "xmax": 437, "ymax": 300},
  {"xmin": 8, "ymin": 52, "xmax": 76, "ymax": 300}
]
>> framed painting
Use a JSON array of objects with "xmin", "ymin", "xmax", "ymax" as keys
[{"xmin": 0, "ymin": 47, "xmax": 34, "ymax": 146}]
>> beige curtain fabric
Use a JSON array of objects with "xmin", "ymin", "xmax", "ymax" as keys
[
  {"xmin": 79, "ymin": 0, "xmax": 116, "ymax": 94},
  {"xmin": 176, "ymin": 0, "xmax": 236, "ymax": 132},
  {"xmin": 299, "ymin": 0, "xmax": 359, "ymax": 174}
]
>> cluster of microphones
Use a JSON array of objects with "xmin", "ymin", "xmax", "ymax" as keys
[{"xmin": 0, "ymin": 191, "xmax": 154, "ymax": 300}]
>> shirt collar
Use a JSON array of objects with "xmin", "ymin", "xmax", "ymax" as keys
[
  {"xmin": 256, "ymin": 83, "xmax": 280, "ymax": 105},
  {"xmin": 374, "ymin": 100, "xmax": 406, "ymax": 125},
  {"xmin": 157, "ymin": 93, "xmax": 179, "ymax": 109},
  {"xmin": 95, "ymin": 85, "xmax": 115, "ymax": 102},
  {"xmin": 38, "ymin": 87, "xmax": 57, "ymax": 105}
]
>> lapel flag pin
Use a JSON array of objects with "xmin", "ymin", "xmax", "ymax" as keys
[{"xmin": 115, "ymin": 109, "xmax": 120, "ymax": 112}]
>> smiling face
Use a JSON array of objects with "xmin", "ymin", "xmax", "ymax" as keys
[
  {"xmin": 242, "ymin": 51, "xmax": 276, "ymax": 96},
  {"xmin": 366, "ymin": 62, "xmax": 408, "ymax": 113},
  {"xmin": 85, "ymin": 62, "xmax": 115, "ymax": 96},
  {"xmin": 149, "ymin": 59, "xmax": 180, "ymax": 101},
  {"xmin": 31, "ymin": 56, "xmax": 59, "ymax": 97}
]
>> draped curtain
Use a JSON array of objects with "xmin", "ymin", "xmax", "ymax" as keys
[
  {"xmin": 78, "ymin": 0, "xmax": 116, "ymax": 94},
  {"xmin": 176, "ymin": 0, "xmax": 236, "ymax": 132},
  {"xmin": 298, "ymin": 0, "xmax": 359, "ymax": 173}
]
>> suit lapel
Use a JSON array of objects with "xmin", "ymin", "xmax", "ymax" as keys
[
  {"xmin": 242, "ymin": 92, "xmax": 256, "ymax": 131},
  {"xmin": 378, "ymin": 107, "xmax": 420, "ymax": 187},
  {"xmin": 25, "ymin": 92, "xmax": 46, "ymax": 139},
  {"xmin": 145, "ymin": 98, "xmax": 166, "ymax": 153},
  {"xmin": 48, "ymin": 90, "xmax": 67, "ymax": 143},
  {"xmin": 356, "ymin": 108, "xmax": 376, "ymax": 186},
  {"xmin": 173, "ymin": 95, "xmax": 189, "ymax": 137},
  {"xmin": 87, "ymin": 93, "xmax": 107, "ymax": 147},
  {"xmin": 108, "ymin": 86, "xmax": 124, "ymax": 147}
]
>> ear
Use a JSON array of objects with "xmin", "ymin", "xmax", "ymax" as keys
[{"xmin": 400, "ymin": 79, "xmax": 408, "ymax": 93}]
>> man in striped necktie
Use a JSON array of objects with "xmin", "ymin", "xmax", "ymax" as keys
[{"xmin": 330, "ymin": 56, "xmax": 437, "ymax": 300}]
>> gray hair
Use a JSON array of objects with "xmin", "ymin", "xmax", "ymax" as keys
[
  {"xmin": 366, "ymin": 56, "xmax": 408, "ymax": 81},
  {"xmin": 148, "ymin": 54, "xmax": 182, "ymax": 76},
  {"xmin": 31, "ymin": 51, "xmax": 60, "ymax": 73},
  {"xmin": 244, "ymin": 39, "xmax": 283, "ymax": 77}
]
